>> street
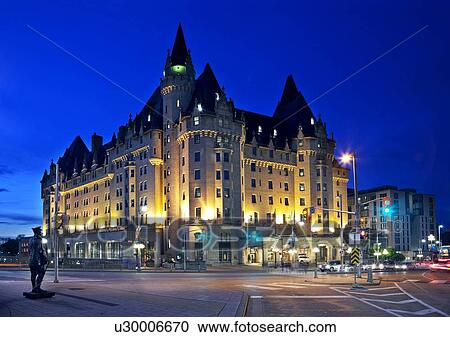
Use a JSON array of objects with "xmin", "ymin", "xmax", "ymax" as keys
[{"xmin": 0, "ymin": 268, "xmax": 449, "ymax": 317}]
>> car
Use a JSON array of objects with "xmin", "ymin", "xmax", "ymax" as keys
[
  {"xmin": 394, "ymin": 262, "xmax": 408, "ymax": 270},
  {"xmin": 320, "ymin": 260, "xmax": 344, "ymax": 272},
  {"xmin": 383, "ymin": 260, "xmax": 396, "ymax": 271},
  {"xmin": 367, "ymin": 262, "xmax": 385, "ymax": 271}
]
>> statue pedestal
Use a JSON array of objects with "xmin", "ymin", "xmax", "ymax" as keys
[{"xmin": 23, "ymin": 291, "xmax": 56, "ymax": 299}]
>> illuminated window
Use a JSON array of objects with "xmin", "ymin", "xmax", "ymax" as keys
[
  {"xmin": 195, "ymin": 207, "xmax": 201, "ymax": 218},
  {"xmin": 194, "ymin": 187, "xmax": 201, "ymax": 198},
  {"xmin": 176, "ymin": 99, "xmax": 180, "ymax": 108},
  {"xmin": 311, "ymin": 118, "xmax": 315, "ymax": 125},
  {"xmin": 197, "ymin": 104, "xmax": 203, "ymax": 112},
  {"xmin": 194, "ymin": 116, "xmax": 200, "ymax": 125},
  {"xmin": 258, "ymin": 125, "xmax": 262, "ymax": 133}
]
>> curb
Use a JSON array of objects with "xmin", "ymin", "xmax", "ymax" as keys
[{"xmin": 236, "ymin": 293, "xmax": 250, "ymax": 317}]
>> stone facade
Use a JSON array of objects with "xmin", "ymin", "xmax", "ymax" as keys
[{"xmin": 41, "ymin": 25, "xmax": 349, "ymax": 267}]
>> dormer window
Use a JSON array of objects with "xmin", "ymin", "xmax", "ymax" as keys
[
  {"xmin": 194, "ymin": 116, "xmax": 200, "ymax": 126},
  {"xmin": 258, "ymin": 125, "xmax": 262, "ymax": 134},
  {"xmin": 273, "ymin": 129, "xmax": 277, "ymax": 137},
  {"xmin": 197, "ymin": 103, "xmax": 203, "ymax": 112},
  {"xmin": 311, "ymin": 118, "xmax": 315, "ymax": 125}
]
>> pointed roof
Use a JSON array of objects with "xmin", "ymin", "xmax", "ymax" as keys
[
  {"xmin": 187, "ymin": 63, "xmax": 222, "ymax": 113},
  {"xmin": 170, "ymin": 24, "xmax": 188, "ymax": 66},
  {"xmin": 273, "ymin": 75, "xmax": 315, "ymax": 137},
  {"xmin": 279, "ymin": 75, "xmax": 299, "ymax": 105}
]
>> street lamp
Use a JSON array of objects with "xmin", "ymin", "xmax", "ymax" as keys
[
  {"xmin": 312, "ymin": 247, "xmax": 320, "ymax": 278},
  {"xmin": 340, "ymin": 152, "xmax": 360, "ymax": 277},
  {"xmin": 336, "ymin": 194, "xmax": 345, "ymax": 270},
  {"xmin": 438, "ymin": 225, "xmax": 444, "ymax": 252}
]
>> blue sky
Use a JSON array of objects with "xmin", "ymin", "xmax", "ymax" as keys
[{"xmin": 0, "ymin": 0, "xmax": 449, "ymax": 237}]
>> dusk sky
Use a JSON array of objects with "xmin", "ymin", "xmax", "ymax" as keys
[{"xmin": 0, "ymin": 1, "xmax": 449, "ymax": 237}]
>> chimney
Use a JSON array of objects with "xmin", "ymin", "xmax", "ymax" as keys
[{"xmin": 91, "ymin": 133, "xmax": 103, "ymax": 153}]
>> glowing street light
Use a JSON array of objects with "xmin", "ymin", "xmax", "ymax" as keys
[
  {"xmin": 340, "ymin": 152, "xmax": 361, "ymax": 278},
  {"xmin": 438, "ymin": 225, "xmax": 444, "ymax": 251}
]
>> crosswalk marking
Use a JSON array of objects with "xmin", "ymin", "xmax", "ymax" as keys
[
  {"xmin": 429, "ymin": 280, "xmax": 447, "ymax": 284},
  {"xmin": 357, "ymin": 292, "xmax": 405, "ymax": 297},
  {"xmin": 268, "ymin": 283, "xmax": 306, "ymax": 289},
  {"xmin": 367, "ymin": 286, "xmax": 398, "ymax": 291},
  {"xmin": 251, "ymin": 295, "xmax": 350, "ymax": 299},
  {"xmin": 362, "ymin": 298, "xmax": 417, "ymax": 304},
  {"xmin": 388, "ymin": 308, "xmax": 436, "ymax": 316},
  {"xmin": 243, "ymin": 285, "xmax": 281, "ymax": 290}
]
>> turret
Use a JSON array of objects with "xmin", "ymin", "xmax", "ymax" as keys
[{"xmin": 160, "ymin": 24, "xmax": 196, "ymax": 122}]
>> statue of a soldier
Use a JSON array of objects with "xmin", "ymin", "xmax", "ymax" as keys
[{"xmin": 28, "ymin": 226, "xmax": 49, "ymax": 293}]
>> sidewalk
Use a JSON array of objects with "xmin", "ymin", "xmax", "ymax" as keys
[{"xmin": 267, "ymin": 269, "xmax": 381, "ymax": 286}]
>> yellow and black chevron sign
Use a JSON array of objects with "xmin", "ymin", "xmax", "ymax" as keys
[{"xmin": 350, "ymin": 248, "xmax": 360, "ymax": 265}]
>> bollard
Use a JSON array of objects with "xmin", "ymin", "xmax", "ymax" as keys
[{"xmin": 367, "ymin": 267, "xmax": 373, "ymax": 283}]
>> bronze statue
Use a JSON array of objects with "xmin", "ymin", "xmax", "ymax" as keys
[{"xmin": 23, "ymin": 226, "xmax": 55, "ymax": 299}]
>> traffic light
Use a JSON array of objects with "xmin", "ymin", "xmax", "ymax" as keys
[
  {"xmin": 382, "ymin": 197, "xmax": 392, "ymax": 214},
  {"xmin": 302, "ymin": 208, "xmax": 308, "ymax": 218},
  {"xmin": 360, "ymin": 230, "xmax": 368, "ymax": 240}
]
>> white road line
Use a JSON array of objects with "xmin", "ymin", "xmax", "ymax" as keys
[
  {"xmin": 250, "ymin": 295, "xmax": 350, "ymax": 299},
  {"xmin": 362, "ymin": 298, "xmax": 417, "ymax": 304},
  {"xmin": 332, "ymin": 287, "xmax": 401, "ymax": 317},
  {"xmin": 243, "ymin": 285, "xmax": 281, "ymax": 290},
  {"xmin": 388, "ymin": 308, "xmax": 436, "ymax": 316},
  {"xmin": 403, "ymin": 279, "xmax": 420, "ymax": 283},
  {"xmin": 394, "ymin": 283, "xmax": 449, "ymax": 317},
  {"xmin": 356, "ymin": 292, "xmax": 405, "ymax": 297},
  {"xmin": 429, "ymin": 280, "xmax": 447, "ymax": 284},
  {"xmin": 268, "ymin": 284, "xmax": 306, "ymax": 289},
  {"xmin": 366, "ymin": 286, "xmax": 398, "ymax": 291}
]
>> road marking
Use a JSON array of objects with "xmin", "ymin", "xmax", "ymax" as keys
[
  {"xmin": 388, "ymin": 308, "xmax": 436, "ymax": 316},
  {"xmin": 362, "ymin": 298, "xmax": 417, "ymax": 304},
  {"xmin": 243, "ymin": 285, "xmax": 281, "ymax": 290},
  {"xmin": 331, "ymin": 287, "xmax": 401, "ymax": 317},
  {"xmin": 250, "ymin": 295, "xmax": 350, "ymax": 299},
  {"xmin": 268, "ymin": 284, "xmax": 306, "ymax": 289},
  {"xmin": 355, "ymin": 292, "xmax": 405, "ymax": 297},
  {"xmin": 366, "ymin": 286, "xmax": 398, "ymax": 291},
  {"xmin": 403, "ymin": 279, "xmax": 420, "ymax": 283},
  {"xmin": 394, "ymin": 283, "xmax": 448, "ymax": 317},
  {"xmin": 429, "ymin": 280, "xmax": 447, "ymax": 284}
]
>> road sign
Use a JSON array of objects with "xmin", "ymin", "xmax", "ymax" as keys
[{"xmin": 350, "ymin": 248, "xmax": 360, "ymax": 265}]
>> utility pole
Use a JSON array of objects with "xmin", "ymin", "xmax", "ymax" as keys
[{"xmin": 53, "ymin": 163, "xmax": 59, "ymax": 283}]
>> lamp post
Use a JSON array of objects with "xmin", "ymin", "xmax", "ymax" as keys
[
  {"xmin": 438, "ymin": 225, "xmax": 443, "ymax": 252},
  {"xmin": 53, "ymin": 163, "xmax": 60, "ymax": 283},
  {"xmin": 336, "ymin": 194, "xmax": 344, "ymax": 271},
  {"xmin": 312, "ymin": 247, "xmax": 320, "ymax": 278},
  {"xmin": 340, "ymin": 152, "xmax": 361, "ymax": 277}
]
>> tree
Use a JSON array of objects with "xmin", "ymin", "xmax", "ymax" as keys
[{"xmin": 0, "ymin": 239, "xmax": 19, "ymax": 256}]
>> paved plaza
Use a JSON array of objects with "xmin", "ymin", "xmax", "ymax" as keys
[{"xmin": 0, "ymin": 267, "xmax": 449, "ymax": 317}]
